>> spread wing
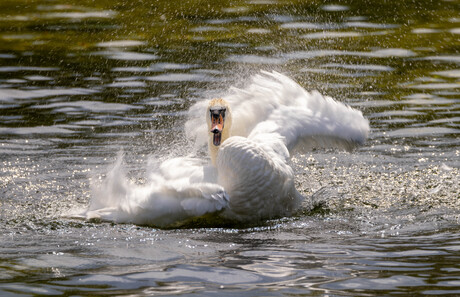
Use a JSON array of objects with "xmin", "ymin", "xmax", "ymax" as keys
[
  {"xmin": 186, "ymin": 70, "xmax": 369, "ymax": 156},
  {"xmin": 248, "ymin": 92, "xmax": 369, "ymax": 154},
  {"xmin": 243, "ymin": 71, "xmax": 369, "ymax": 155}
]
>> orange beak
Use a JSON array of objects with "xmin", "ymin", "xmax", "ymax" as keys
[
  {"xmin": 210, "ymin": 113, "xmax": 224, "ymax": 146},
  {"xmin": 210, "ymin": 106, "xmax": 226, "ymax": 146},
  {"xmin": 211, "ymin": 114, "xmax": 224, "ymax": 134}
]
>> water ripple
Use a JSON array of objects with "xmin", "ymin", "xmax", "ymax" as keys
[
  {"xmin": 283, "ymin": 48, "xmax": 416, "ymax": 60},
  {"xmin": 146, "ymin": 73, "xmax": 214, "ymax": 82},
  {"xmin": 0, "ymin": 88, "xmax": 97, "ymax": 103},
  {"xmin": 32, "ymin": 100, "xmax": 143, "ymax": 113},
  {"xmin": 91, "ymin": 51, "xmax": 159, "ymax": 61}
]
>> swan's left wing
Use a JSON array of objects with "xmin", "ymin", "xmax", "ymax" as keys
[
  {"xmin": 249, "ymin": 98, "xmax": 369, "ymax": 154},
  {"xmin": 247, "ymin": 71, "xmax": 369, "ymax": 155},
  {"xmin": 185, "ymin": 70, "xmax": 368, "ymax": 153}
]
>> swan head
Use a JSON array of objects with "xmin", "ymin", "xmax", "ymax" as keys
[{"xmin": 207, "ymin": 98, "xmax": 232, "ymax": 165}]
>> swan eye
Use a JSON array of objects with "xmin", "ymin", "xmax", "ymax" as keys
[{"xmin": 210, "ymin": 107, "xmax": 226, "ymax": 122}]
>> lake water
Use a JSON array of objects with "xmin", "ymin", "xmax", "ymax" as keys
[{"xmin": 1, "ymin": 0, "xmax": 459, "ymax": 295}]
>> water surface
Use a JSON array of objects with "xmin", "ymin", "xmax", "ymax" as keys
[{"xmin": 0, "ymin": 0, "xmax": 459, "ymax": 295}]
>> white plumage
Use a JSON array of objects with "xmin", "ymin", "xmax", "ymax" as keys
[{"xmin": 83, "ymin": 71, "xmax": 369, "ymax": 227}]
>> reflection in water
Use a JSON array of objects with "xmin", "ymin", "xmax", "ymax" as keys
[
  {"xmin": 2, "ymin": 226, "xmax": 459, "ymax": 295},
  {"xmin": 0, "ymin": 0, "xmax": 459, "ymax": 295}
]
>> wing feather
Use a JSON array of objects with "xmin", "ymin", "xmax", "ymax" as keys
[
  {"xmin": 84, "ymin": 156, "xmax": 228, "ymax": 227},
  {"xmin": 245, "ymin": 71, "xmax": 369, "ymax": 154}
]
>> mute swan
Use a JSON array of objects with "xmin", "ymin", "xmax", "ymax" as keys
[{"xmin": 83, "ymin": 71, "xmax": 369, "ymax": 227}]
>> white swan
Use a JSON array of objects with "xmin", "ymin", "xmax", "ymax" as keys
[{"xmin": 83, "ymin": 71, "xmax": 369, "ymax": 227}]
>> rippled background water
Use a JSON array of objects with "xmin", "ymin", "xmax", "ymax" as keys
[{"xmin": 0, "ymin": 0, "xmax": 459, "ymax": 295}]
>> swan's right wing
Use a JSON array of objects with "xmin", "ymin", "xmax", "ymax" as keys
[
  {"xmin": 86, "ymin": 180, "xmax": 229, "ymax": 228},
  {"xmin": 84, "ymin": 156, "xmax": 229, "ymax": 228}
]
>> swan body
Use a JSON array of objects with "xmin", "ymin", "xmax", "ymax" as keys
[
  {"xmin": 217, "ymin": 136, "xmax": 302, "ymax": 221},
  {"xmin": 83, "ymin": 71, "xmax": 369, "ymax": 227}
]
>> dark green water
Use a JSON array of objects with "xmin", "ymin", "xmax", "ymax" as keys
[{"xmin": 0, "ymin": 0, "xmax": 459, "ymax": 296}]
